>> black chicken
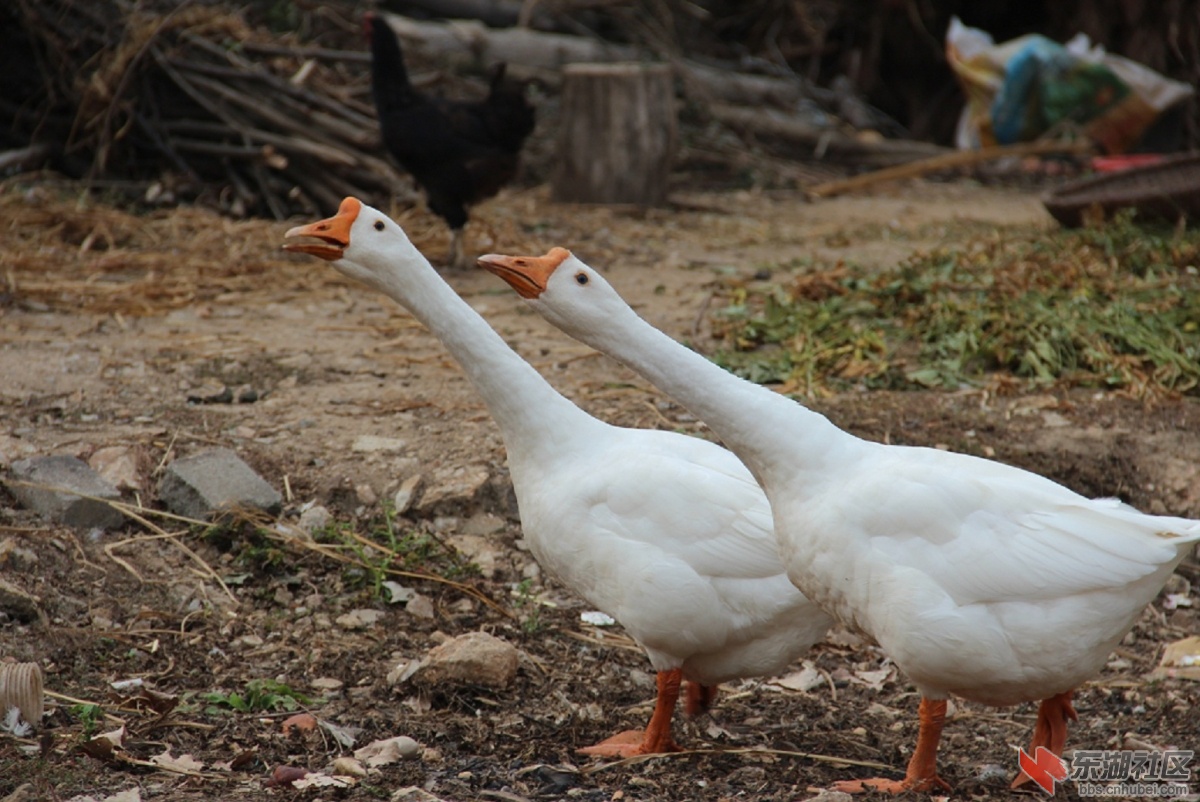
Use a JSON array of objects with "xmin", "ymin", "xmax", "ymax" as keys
[{"xmin": 365, "ymin": 12, "xmax": 535, "ymax": 269}]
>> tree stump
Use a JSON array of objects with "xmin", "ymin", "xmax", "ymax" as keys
[{"xmin": 552, "ymin": 63, "xmax": 677, "ymax": 206}]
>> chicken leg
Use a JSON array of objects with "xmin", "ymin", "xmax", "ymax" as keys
[
  {"xmin": 577, "ymin": 668, "xmax": 685, "ymax": 757},
  {"xmin": 447, "ymin": 227, "xmax": 470, "ymax": 271}
]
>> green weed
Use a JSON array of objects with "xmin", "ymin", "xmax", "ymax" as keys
[
  {"xmin": 69, "ymin": 703, "xmax": 105, "ymax": 738},
  {"xmin": 200, "ymin": 679, "xmax": 312, "ymax": 715},
  {"xmin": 316, "ymin": 503, "xmax": 479, "ymax": 600}
]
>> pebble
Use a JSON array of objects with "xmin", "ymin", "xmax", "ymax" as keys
[
  {"xmin": 392, "ymin": 475, "xmax": 422, "ymax": 514},
  {"xmin": 412, "ymin": 631, "xmax": 519, "ymax": 690}
]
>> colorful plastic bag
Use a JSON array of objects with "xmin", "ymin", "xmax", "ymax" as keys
[{"xmin": 945, "ymin": 16, "xmax": 1192, "ymax": 153}]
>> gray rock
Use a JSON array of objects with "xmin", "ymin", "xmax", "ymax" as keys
[
  {"xmin": 157, "ymin": 448, "xmax": 281, "ymax": 519},
  {"xmin": 6, "ymin": 455, "xmax": 124, "ymax": 529},
  {"xmin": 0, "ymin": 537, "xmax": 39, "ymax": 571},
  {"xmin": 0, "ymin": 577, "xmax": 43, "ymax": 624},
  {"xmin": 416, "ymin": 465, "xmax": 490, "ymax": 515},
  {"xmin": 392, "ymin": 475, "xmax": 422, "ymax": 515},
  {"xmin": 412, "ymin": 630, "xmax": 518, "ymax": 690}
]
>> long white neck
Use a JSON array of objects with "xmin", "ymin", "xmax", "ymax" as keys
[
  {"xmin": 564, "ymin": 298, "xmax": 854, "ymax": 489},
  {"xmin": 359, "ymin": 255, "xmax": 601, "ymax": 465}
]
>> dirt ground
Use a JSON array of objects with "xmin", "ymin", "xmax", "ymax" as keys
[{"xmin": 1, "ymin": 180, "xmax": 1198, "ymax": 801}]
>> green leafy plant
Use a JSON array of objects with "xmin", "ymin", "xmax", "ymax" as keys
[
  {"xmin": 511, "ymin": 578, "xmax": 546, "ymax": 635},
  {"xmin": 317, "ymin": 503, "xmax": 480, "ymax": 600},
  {"xmin": 200, "ymin": 679, "xmax": 312, "ymax": 715},
  {"xmin": 712, "ymin": 215, "xmax": 1200, "ymax": 398},
  {"xmin": 69, "ymin": 703, "xmax": 105, "ymax": 738}
]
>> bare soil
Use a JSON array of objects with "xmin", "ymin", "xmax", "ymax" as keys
[{"xmin": 1, "ymin": 181, "xmax": 1197, "ymax": 801}]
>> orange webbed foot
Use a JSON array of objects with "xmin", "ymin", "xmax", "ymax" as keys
[
  {"xmin": 576, "ymin": 729, "xmax": 682, "ymax": 757},
  {"xmin": 833, "ymin": 775, "xmax": 951, "ymax": 794}
]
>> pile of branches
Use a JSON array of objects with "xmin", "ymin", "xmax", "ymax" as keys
[{"xmin": 4, "ymin": 0, "xmax": 407, "ymax": 219}]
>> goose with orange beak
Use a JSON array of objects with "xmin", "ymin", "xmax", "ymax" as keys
[
  {"xmin": 478, "ymin": 247, "xmax": 1200, "ymax": 792},
  {"xmin": 284, "ymin": 199, "xmax": 833, "ymax": 757}
]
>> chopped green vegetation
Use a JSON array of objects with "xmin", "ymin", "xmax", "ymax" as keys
[{"xmin": 712, "ymin": 215, "xmax": 1200, "ymax": 398}]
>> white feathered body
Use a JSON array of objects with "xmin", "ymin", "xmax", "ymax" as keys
[
  {"xmin": 767, "ymin": 437, "xmax": 1200, "ymax": 706},
  {"xmin": 509, "ymin": 425, "xmax": 832, "ymax": 686}
]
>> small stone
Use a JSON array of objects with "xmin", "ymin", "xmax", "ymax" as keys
[
  {"xmin": 6, "ymin": 455, "xmax": 124, "ymax": 529},
  {"xmin": 416, "ymin": 465, "xmax": 490, "ymax": 515},
  {"xmin": 87, "ymin": 445, "xmax": 144, "ymax": 491},
  {"xmin": 444, "ymin": 534, "xmax": 498, "ymax": 578},
  {"xmin": 157, "ymin": 448, "xmax": 282, "ymax": 519},
  {"xmin": 311, "ymin": 677, "xmax": 344, "ymax": 691},
  {"xmin": 355, "ymin": 483, "xmax": 378, "ymax": 506},
  {"xmin": 392, "ymin": 475, "xmax": 422, "ymax": 515},
  {"xmin": 0, "ymin": 537, "xmax": 38, "ymax": 571},
  {"xmin": 336, "ymin": 609, "xmax": 384, "ymax": 630},
  {"xmin": 462, "ymin": 512, "xmax": 505, "ymax": 536},
  {"xmin": 299, "ymin": 504, "xmax": 332, "ymax": 534},
  {"xmin": 0, "ymin": 578, "xmax": 43, "ymax": 624},
  {"xmin": 405, "ymin": 594, "xmax": 435, "ymax": 620},
  {"xmin": 413, "ymin": 631, "xmax": 518, "ymax": 690}
]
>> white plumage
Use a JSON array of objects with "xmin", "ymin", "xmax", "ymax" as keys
[
  {"xmin": 283, "ymin": 199, "xmax": 832, "ymax": 757},
  {"xmin": 479, "ymin": 246, "xmax": 1200, "ymax": 791}
]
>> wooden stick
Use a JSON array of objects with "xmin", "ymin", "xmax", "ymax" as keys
[{"xmin": 806, "ymin": 140, "xmax": 1095, "ymax": 198}]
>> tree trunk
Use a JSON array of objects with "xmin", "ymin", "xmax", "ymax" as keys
[{"xmin": 552, "ymin": 63, "xmax": 676, "ymax": 206}]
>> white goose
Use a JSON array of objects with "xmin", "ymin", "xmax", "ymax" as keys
[
  {"xmin": 478, "ymin": 247, "xmax": 1200, "ymax": 792},
  {"xmin": 283, "ymin": 199, "xmax": 833, "ymax": 757}
]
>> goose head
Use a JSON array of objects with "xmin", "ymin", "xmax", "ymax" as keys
[
  {"xmin": 477, "ymin": 248, "xmax": 623, "ymax": 341},
  {"xmin": 283, "ymin": 196, "xmax": 424, "ymax": 296}
]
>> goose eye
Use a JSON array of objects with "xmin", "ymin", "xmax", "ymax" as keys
[
  {"xmin": 575, "ymin": 272, "xmax": 589, "ymax": 285},
  {"xmin": 374, "ymin": 220, "xmax": 385, "ymax": 231}
]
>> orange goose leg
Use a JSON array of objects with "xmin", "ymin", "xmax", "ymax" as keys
[
  {"xmin": 1012, "ymin": 690, "xmax": 1078, "ymax": 789},
  {"xmin": 834, "ymin": 698, "xmax": 952, "ymax": 794},
  {"xmin": 577, "ymin": 668, "xmax": 684, "ymax": 757},
  {"xmin": 685, "ymin": 681, "xmax": 719, "ymax": 717}
]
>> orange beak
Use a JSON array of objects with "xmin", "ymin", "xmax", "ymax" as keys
[
  {"xmin": 477, "ymin": 248, "xmax": 571, "ymax": 298},
  {"xmin": 282, "ymin": 197, "xmax": 362, "ymax": 261}
]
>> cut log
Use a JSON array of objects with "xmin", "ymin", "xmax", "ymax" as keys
[{"xmin": 552, "ymin": 63, "xmax": 676, "ymax": 206}]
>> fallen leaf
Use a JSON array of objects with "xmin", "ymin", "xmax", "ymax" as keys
[
  {"xmin": 769, "ymin": 662, "xmax": 825, "ymax": 693},
  {"xmin": 852, "ymin": 667, "xmax": 894, "ymax": 691},
  {"xmin": 280, "ymin": 713, "xmax": 318, "ymax": 736},
  {"xmin": 319, "ymin": 718, "xmax": 361, "ymax": 748},
  {"xmin": 331, "ymin": 756, "xmax": 367, "ymax": 777},
  {"xmin": 149, "ymin": 749, "xmax": 203, "ymax": 774},
  {"xmin": 354, "ymin": 735, "xmax": 422, "ymax": 767},
  {"xmin": 293, "ymin": 772, "xmax": 354, "ymax": 789},
  {"xmin": 101, "ymin": 790, "xmax": 142, "ymax": 802},
  {"xmin": 1150, "ymin": 636, "xmax": 1200, "ymax": 681},
  {"xmin": 81, "ymin": 726, "xmax": 126, "ymax": 762},
  {"xmin": 264, "ymin": 765, "xmax": 309, "ymax": 788}
]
